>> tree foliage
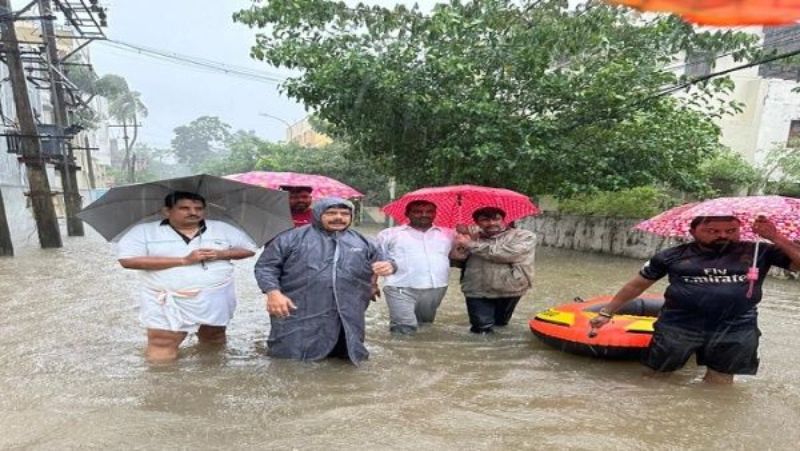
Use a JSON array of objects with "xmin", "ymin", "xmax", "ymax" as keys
[
  {"xmin": 235, "ymin": 0, "xmax": 760, "ymax": 197},
  {"xmin": 171, "ymin": 116, "xmax": 232, "ymax": 170},
  {"xmin": 749, "ymin": 141, "xmax": 800, "ymax": 196},
  {"xmin": 698, "ymin": 147, "xmax": 758, "ymax": 197},
  {"xmin": 200, "ymin": 131, "xmax": 392, "ymax": 204},
  {"xmin": 558, "ymin": 186, "xmax": 678, "ymax": 218}
]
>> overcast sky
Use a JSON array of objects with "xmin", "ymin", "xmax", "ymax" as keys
[
  {"xmin": 88, "ymin": 0, "xmax": 306, "ymax": 148},
  {"xmin": 85, "ymin": 0, "xmax": 440, "ymax": 149}
]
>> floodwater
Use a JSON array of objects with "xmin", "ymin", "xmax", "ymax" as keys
[{"xmin": 1, "ymin": 227, "xmax": 799, "ymax": 450}]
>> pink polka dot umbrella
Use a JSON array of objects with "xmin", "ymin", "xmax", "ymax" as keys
[
  {"xmin": 382, "ymin": 185, "xmax": 539, "ymax": 228},
  {"xmin": 634, "ymin": 195, "xmax": 800, "ymax": 242},
  {"xmin": 225, "ymin": 171, "xmax": 363, "ymax": 199}
]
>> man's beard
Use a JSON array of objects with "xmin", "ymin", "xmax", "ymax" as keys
[{"xmin": 708, "ymin": 239, "xmax": 732, "ymax": 252}]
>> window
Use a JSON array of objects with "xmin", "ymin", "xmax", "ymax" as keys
[{"xmin": 787, "ymin": 120, "xmax": 800, "ymax": 147}]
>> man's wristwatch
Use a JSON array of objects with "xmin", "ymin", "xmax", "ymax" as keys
[{"xmin": 598, "ymin": 308, "xmax": 613, "ymax": 319}]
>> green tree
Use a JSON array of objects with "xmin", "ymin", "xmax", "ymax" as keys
[
  {"xmin": 89, "ymin": 74, "xmax": 149, "ymax": 182},
  {"xmin": 235, "ymin": 0, "xmax": 760, "ymax": 197},
  {"xmin": 749, "ymin": 141, "xmax": 800, "ymax": 195},
  {"xmin": 199, "ymin": 130, "xmax": 267, "ymax": 175},
  {"xmin": 200, "ymin": 130, "xmax": 392, "ymax": 204},
  {"xmin": 559, "ymin": 186, "xmax": 678, "ymax": 218},
  {"xmin": 62, "ymin": 66, "xmax": 101, "ymax": 129},
  {"xmin": 129, "ymin": 144, "xmax": 190, "ymax": 183},
  {"xmin": 257, "ymin": 141, "xmax": 393, "ymax": 204},
  {"xmin": 171, "ymin": 116, "xmax": 232, "ymax": 170},
  {"xmin": 698, "ymin": 147, "xmax": 759, "ymax": 197}
]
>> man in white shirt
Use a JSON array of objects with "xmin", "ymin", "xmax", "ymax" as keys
[
  {"xmin": 116, "ymin": 191, "xmax": 257, "ymax": 363},
  {"xmin": 376, "ymin": 200, "xmax": 455, "ymax": 334}
]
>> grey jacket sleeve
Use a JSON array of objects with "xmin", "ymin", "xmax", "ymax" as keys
[
  {"xmin": 254, "ymin": 233, "xmax": 289, "ymax": 293},
  {"xmin": 467, "ymin": 231, "xmax": 536, "ymax": 264}
]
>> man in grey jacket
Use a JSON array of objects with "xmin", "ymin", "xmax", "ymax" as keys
[
  {"xmin": 254, "ymin": 197, "xmax": 395, "ymax": 364},
  {"xmin": 452, "ymin": 207, "xmax": 536, "ymax": 334}
]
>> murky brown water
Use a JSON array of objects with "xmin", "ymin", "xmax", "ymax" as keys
[{"xmin": 1, "ymin": 227, "xmax": 800, "ymax": 449}]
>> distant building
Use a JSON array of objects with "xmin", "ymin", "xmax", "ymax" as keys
[
  {"xmin": 690, "ymin": 26, "xmax": 800, "ymax": 168},
  {"xmin": 286, "ymin": 116, "xmax": 332, "ymax": 148}
]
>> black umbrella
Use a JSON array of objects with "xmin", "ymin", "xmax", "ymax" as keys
[{"xmin": 77, "ymin": 174, "xmax": 293, "ymax": 244}]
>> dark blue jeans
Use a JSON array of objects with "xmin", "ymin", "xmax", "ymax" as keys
[{"xmin": 465, "ymin": 296, "xmax": 521, "ymax": 333}]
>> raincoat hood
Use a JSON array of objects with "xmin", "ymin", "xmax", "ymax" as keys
[{"xmin": 312, "ymin": 197, "xmax": 355, "ymax": 230}]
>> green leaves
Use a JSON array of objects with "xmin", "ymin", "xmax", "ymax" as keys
[
  {"xmin": 170, "ymin": 116, "xmax": 232, "ymax": 170},
  {"xmin": 236, "ymin": 0, "xmax": 761, "ymax": 197}
]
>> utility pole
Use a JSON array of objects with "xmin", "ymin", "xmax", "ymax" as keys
[
  {"xmin": 0, "ymin": 188, "xmax": 13, "ymax": 256},
  {"xmin": 0, "ymin": 0, "xmax": 62, "ymax": 248},
  {"xmin": 39, "ymin": 0, "xmax": 83, "ymax": 236},
  {"xmin": 83, "ymin": 135, "xmax": 96, "ymax": 189}
]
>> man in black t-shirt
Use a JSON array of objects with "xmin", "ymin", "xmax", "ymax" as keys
[{"xmin": 590, "ymin": 215, "xmax": 800, "ymax": 384}]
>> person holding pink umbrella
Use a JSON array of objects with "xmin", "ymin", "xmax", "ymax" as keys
[
  {"xmin": 376, "ymin": 200, "xmax": 457, "ymax": 334},
  {"xmin": 590, "ymin": 215, "xmax": 800, "ymax": 384}
]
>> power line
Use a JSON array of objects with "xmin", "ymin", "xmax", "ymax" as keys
[
  {"xmin": 655, "ymin": 45, "xmax": 800, "ymax": 98},
  {"xmin": 96, "ymin": 39, "xmax": 293, "ymax": 85}
]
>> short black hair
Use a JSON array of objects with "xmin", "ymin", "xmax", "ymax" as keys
[
  {"xmin": 405, "ymin": 200, "xmax": 436, "ymax": 215},
  {"xmin": 472, "ymin": 206, "xmax": 506, "ymax": 222},
  {"xmin": 281, "ymin": 185, "xmax": 313, "ymax": 194},
  {"xmin": 164, "ymin": 191, "xmax": 206, "ymax": 208},
  {"xmin": 689, "ymin": 215, "xmax": 740, "ymax": 230}
]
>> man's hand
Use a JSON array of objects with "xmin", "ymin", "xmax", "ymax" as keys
[
  {"xmin": 454, "ymin": 233, "xmax": 472, "ymax": 247},
  {"xmin": 372, "ymin": 261, "xmax": 394, "ymax": 276},
  {"xmin": 370, "ymin": 281, "xmax": 381, "ymax": 302},
  {"xmin": 183, "ymin": 249, "xmax": 213, "ymax": 265},
  {"xmin": 752, "ymin": 215, "xmax": 780, "ymax": 241},
  {"xmin": 266, "ymin": 290, "xmax": 297, "ymax": 317},
  {"xmin": 183, "ymin": 248, "xmax": 234, "ymax": 265},
  {"xmin": 588, "ymin": 315, "xmax": 612, "ymax": 337},
  {"xmin": 455, "ymin": 224, "xmax": 480, "ymax": 240}
]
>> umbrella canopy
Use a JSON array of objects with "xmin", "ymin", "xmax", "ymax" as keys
[
  {"xmin": 77, "ymin": 174, "xmax": 294, "ymax": 244},
  {"xmin": 634, "ymin": 195, "xmax": 800, "ymax": 241},
  {"xmin": 382, "ymin": 185, "xmax": 539, "ymax": 228},
  {"xmin": 225, "ymin": 171, "xmax": 363, "ymax": 199},
  {"xmin": 608, "ymin": 0, "xmax": 800, "ymax": 26}
]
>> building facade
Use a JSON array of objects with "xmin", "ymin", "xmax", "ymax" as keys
[
  {"xmin": 705, "ymin": 26, "xmax": 800, "ymax": 168},
  {"xmin": 286, "ymin": 116, "xmax": 333, "ymax": 148}
]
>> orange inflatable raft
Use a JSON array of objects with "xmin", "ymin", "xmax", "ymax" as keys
[{"xmin": 529, "ymin": 295, "xmax": 664, "ymax": 359}]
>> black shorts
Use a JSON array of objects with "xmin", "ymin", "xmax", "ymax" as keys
[{"xmin": 642, "ymin": 321, "xmax": 761, "ymax": 375}]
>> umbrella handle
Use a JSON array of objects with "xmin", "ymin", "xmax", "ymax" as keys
[
  {"xmin": 746, "ymin": 267, "xmax": 758, "ymax": 299},
  {"xmin": 746, "ymin": 240, "xmax": 760, "ymax": 299}
]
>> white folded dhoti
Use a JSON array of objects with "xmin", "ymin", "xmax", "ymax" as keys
[{"xmin": 139, "ymin": 280, "xmax": 236, "ymax": 332}]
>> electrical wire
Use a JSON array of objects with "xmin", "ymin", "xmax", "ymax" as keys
[{"xmin": 96, "ymin": 39, "xmax": 293, "ymax": 85}]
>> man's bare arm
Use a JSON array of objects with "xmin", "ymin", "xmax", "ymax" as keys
[{"xmin": 118, "ymin": 248, "xmax": 254, "ymax": 270}]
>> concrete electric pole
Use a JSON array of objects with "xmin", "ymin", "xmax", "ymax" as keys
[
  {"xmin": 0, "ymin": 0, "xmax": 62, "ymax": 248},
  {"xmin": 39, "ymin": 0, "xmax": 84, "ymax": 236}
]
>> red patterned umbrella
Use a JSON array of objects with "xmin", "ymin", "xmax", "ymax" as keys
[
  {"xmin": 634, "ymin": 195, "xmax": 800, "ymax": 241},
  {"xmin": 608, "ymin": 0, "xmax": 800, "ymax": 26},
  {"xmin": 226, "ymin": 171, "xmax": 363, "ymax": 199},
  {"xmin": 382, "ymin": 185, "xmax": 539, "ymax": 228}
]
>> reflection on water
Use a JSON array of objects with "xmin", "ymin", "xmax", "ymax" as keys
[{"xmin": 1, "ymin": 230, "xmax": 799, "ymax": 449}]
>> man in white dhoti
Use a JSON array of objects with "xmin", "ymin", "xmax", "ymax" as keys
[{"xmin": 116, "ymin": 191, "xmax": 257, "ymax": 362}]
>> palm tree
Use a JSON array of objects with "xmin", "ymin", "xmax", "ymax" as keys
[{"xmin": 107, "ymin": 87, "xmax": 148, "ymax": 182}]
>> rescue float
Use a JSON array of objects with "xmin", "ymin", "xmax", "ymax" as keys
[{"xmin": 529, "ymin": 295, "xmax": 664, "ymax": 359}]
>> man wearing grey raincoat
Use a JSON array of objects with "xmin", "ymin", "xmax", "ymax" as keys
[{"xmin": 254, "ymin": 197, "xmax": 395, "ymax": 364}]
